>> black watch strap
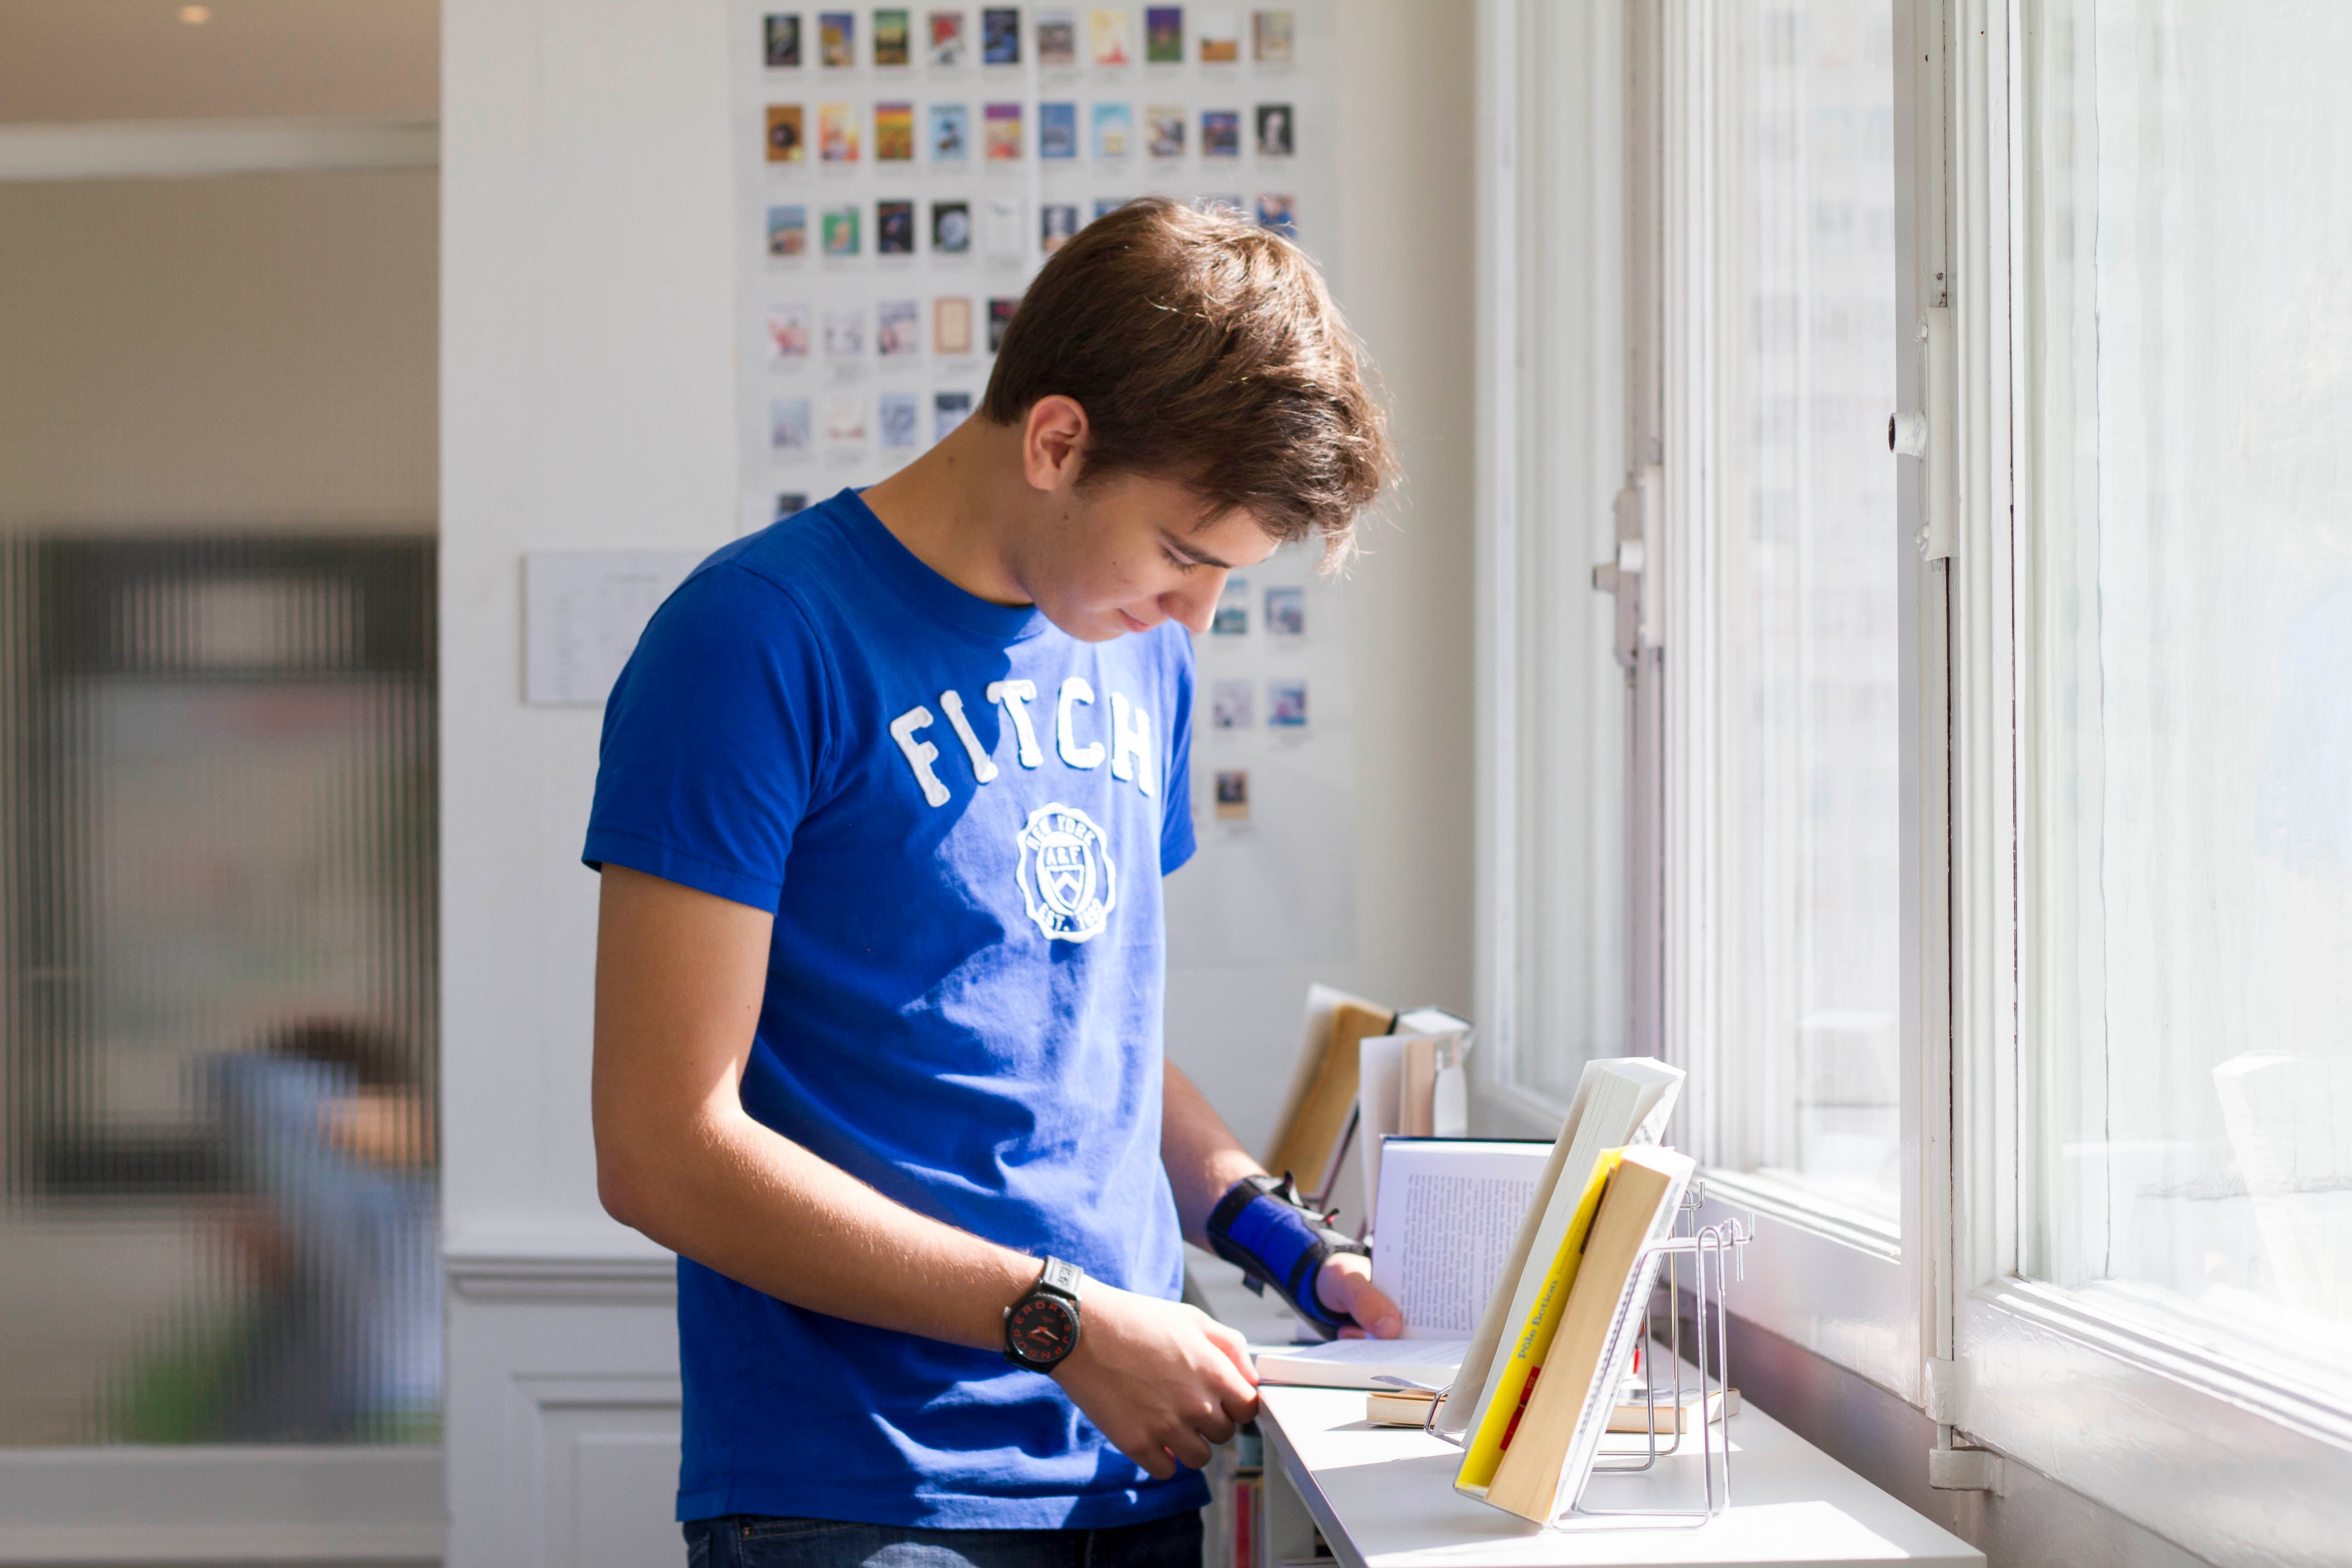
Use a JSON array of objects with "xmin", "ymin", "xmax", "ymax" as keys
[{"xmin": 1003, "ymin": 1256, "xmax": 1085, "ymax": 1370}]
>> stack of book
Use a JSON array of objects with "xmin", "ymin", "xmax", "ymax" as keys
[{"xmin": 1260, "ymin": 984, "xmax": 1474, "ymax": 1228}]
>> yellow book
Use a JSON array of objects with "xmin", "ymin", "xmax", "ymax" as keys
[{"xmin": 1453, "ymin": 1148, "xmax": 1624, "ymax": 1494}]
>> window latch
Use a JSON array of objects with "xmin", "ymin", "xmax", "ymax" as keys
[
  {"xmin": 1891, "ymin": 306, "xmax": 1956, "ymax": 562},
  {"xmin": 1592, "ymin": 465, "xmax": 1663, "ymax": 671}
]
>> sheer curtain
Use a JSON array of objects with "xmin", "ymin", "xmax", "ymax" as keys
[{"xmin": 2023, "ymin": 0, "xmax": 2352, "ymax": 1402}]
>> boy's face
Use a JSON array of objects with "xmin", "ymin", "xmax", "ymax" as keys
[{"xmin": 1019, "ymin": 469, "xmax": 1282, "ymax": 643}]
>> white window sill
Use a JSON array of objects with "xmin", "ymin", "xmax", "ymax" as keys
[{"xmin": 1957, "ymin": 1279, "xmax": 2352, "ymax": 1568}]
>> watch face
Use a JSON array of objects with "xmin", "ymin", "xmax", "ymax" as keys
[{"xmin": 1007, "ymin": 1294, "xmax": 1080, "ymax": 1365}]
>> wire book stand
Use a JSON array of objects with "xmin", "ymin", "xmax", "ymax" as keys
[{"xmin": 1410, "ymin": 1182, "xmax": 1755, "ymax": 1531}]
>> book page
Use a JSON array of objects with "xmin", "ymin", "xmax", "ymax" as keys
[{"xmin": 1370, "ymin": 1141, "xmax": 1551, "ymax": 1338}]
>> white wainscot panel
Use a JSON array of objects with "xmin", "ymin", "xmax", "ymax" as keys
[{"xmin": 445, "ymin": 1252, "xmax": 681, "ymax": 1568}]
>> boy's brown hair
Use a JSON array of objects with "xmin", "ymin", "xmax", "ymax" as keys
[{"xmin": 982, "ymin": 198, "xmax": 1393, "ymax": 564}]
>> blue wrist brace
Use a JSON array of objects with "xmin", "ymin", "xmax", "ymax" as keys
[{"xmin": 1205, "ymin": 1173, "xmax": 1369, "ymax": 1340}]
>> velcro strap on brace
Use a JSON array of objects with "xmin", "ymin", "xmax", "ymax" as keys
[{"xmin": 1205, "ymin": 1173, "xmax": 1369, "ymax": 1340}]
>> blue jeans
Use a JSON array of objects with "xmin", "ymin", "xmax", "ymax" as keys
[{"xmin": 683, "ymin": 1510, "xmax": 1203, "ymax": 1568}]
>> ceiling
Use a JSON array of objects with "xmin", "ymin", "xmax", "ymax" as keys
[{"xmin": 0, "ymin": 0, "xmax": 438, "ymax": 124}]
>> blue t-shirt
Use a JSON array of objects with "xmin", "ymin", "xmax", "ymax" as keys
[{"xmin": 583, "ymin": 489, "xmax": 1201, "ymax": 1529}]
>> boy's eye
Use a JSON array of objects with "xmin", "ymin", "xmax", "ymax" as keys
[{"xmin": 1162, "ymin": 548, "xmax": 1198, "ymax": 571}]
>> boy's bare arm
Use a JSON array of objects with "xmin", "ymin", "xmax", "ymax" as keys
[
  {"xmin": 1160, "ymin": 1059, "xmax": 1404, "ymax": 1339},
  {"xmin": 592, "ymin": 863, "xmax": 1255, "ymax": 1477}
]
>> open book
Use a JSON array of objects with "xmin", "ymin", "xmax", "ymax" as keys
[
  {"xmin": 1430, "ymin": 1056, "xmax": 1683, "ymax": 1441},
  {"xmin": 1253, "ymin": 1137, "xmax": 1547, "ymax": 1390}
]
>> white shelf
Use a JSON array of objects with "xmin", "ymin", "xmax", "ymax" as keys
[{"xmin": 1254, "ymin": 1383, "xmax": 1982, "ymax": 1568}]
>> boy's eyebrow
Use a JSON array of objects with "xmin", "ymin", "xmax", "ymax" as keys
[{"xmin": 1162, "ymin": 530, "xmax": 1235, "ymax": 570}]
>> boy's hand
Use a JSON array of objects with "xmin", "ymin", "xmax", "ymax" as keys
[
  {"xmin": 1052, "ymin": 1284, "xmax": 1259, "ymax": 1480},
  {"xmin": 1318, "ymin": 1253, "xmax": 1403, "ymax": 1339}
]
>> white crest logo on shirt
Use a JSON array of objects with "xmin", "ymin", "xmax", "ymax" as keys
[{"xmin": 1014, "ymin": 803, "xmax": 1117, "ymax": 943}]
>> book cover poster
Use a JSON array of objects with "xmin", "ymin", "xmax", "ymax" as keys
[
  {"xmin": 984, "ymin": 102, "xmax": 1022, "ymax": 160},
  {"xmin": 875, "ymin": 102, "xmax": 916, "ymax": 160},
  {"xmin": 981, "ymin": 6, "xmax": 1020, "ymax": 63},
  {"xmin": 766, "ymin": 303, "xmax": 811, "ymax": 359},
  {"xmin": 1092, "ymin": 102, "xmax": 1132, "ymax": 158},
  {"xmin": 823, "ymin": 304, "xmax": 864, "ymax": 357},
  {"xmin": 1146, "ymin": 105, "xmax": 1185, "ymax": 157},
  {"xmin": 1088, "ymin": 8, "xmax": 1132, "ymax": 64},
  {"xmin": 1212, "ymin": 577, "xmax": 1248, "ymax": 634},
  {"xmin": 980, "ymin": 196, "xmax": 1024, "ymax": 260},
  {"xmin": 1093, "ymin": 195, "xmax": 1131, "ymax": 220},
  {"xmin": 927, "ymin": 9, "xmax": 965, "ymax": 65},
  {"xmin": 1201, "ymin": 109, "xmax": 1240, "ymax": 157},
  {"xmin": 766, "ymin": 204, "xmax": 807, "ymax": 255},
  {"xmin": 1196, "ymin": 8, "xmax": 1240, "ymax": 61},
  {"xmin": 1256, "ymin": 102, "xmax": 1293, "ymax": 156},
  {"xmin": 1267, "ymin": 679, "xmax": 1307, "ymax": 728},
  {"xmin": 873, "ymin": 7, "xmax": 911, "ymax": 64},
  {"xmin": 1041, "ymin": 203, "xmax": 1078, "ymax": 254},
  {"xmin": 933, "ymin": 296, "xmax": 974, "ymax": 354},
  {"xmin": 1212, "ymin": 679, "xmax": 1254, "ymax": 730},
  {"xmin": 765, "ymin": 103, "xmax": 804, "ymax": 162},
  {"xmin": 931, "ymin": 200, "xmax": 971, "ymax": 252},
  {"xmin": 929, "ymin": 102, "xmax": 970, "ymax": 159},
  {"xmin": 987, "ymin": 297, "xmax": 1019, "ymax": 352},
  {"xmin": 880, "ymin": 392, "xmax": 919, "ymax": 449},
  {"xmin": 877, "ymin": 298, "xmax": 920, "ymax": 355},
  {"xmin": 1264, "ymin": 585, "xmax": 1305, "ymax": 635},
  {"xmin": 818, "ymin": 10, "xmax": 854, "ymax": 64},
  {"xmin": 934, "ymin": 390, "xmax": 974, "ymax": 442},
  {"xmin": 1039, "ymin": 101, "xmax": 1078, "ymax": 158},
  {"xmin": 821, "ymin": 205, "xmax": 859, "ymax": 255},
  {"xmin": 818, "ymin": 101, "xmax": 858, "ymax": 161},
  {"xmin": 770, "ymin": 397, "xmax": 812, "ymax": 453},
  {"xmin": 1145, "ymin": 7, "xmax": 1184, "ymax": 63},
  {"xmin": 877, "ymin": 201, "xmax": 916, "ymax": 253},
  {"xmin": 1036, "ymin": 9, "xmax": 1077, "ymax": 66},
  {"xmin": 764, "ymin": 13, "xmax": 802, "ymax": 66},
  {"xmin": 1253, "ymin": 8, "xmax": 1294, "ymax": 63},
  {"xmin": 1215, "ymin": 769, "xmax": 1250, "ymax": 820},
  {"xmin": 1256, "ymin": 192, "xmax": 1295, "ymax": 235},
  {"xmin": 823, "ymin": 392, "xmax": 867, "ymax": 451}
]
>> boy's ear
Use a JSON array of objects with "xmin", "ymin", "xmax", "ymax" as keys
[{"xmin": 1021, "ymin": 396, "xmax": 1091, "ymax": 492}]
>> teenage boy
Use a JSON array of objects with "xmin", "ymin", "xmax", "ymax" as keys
[{"xmin": 588, "ymin": 198, "xmax": 1399, "ymax": 1568}]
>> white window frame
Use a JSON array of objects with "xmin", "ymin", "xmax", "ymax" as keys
[{"xmin": 1939, "ymin": 4, "xmax": 2352, "ymax": 1562}]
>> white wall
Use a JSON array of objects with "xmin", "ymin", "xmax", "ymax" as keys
[
  {"xmin": 438, "ymin": 3, "xmax": 1475, "ymax": 1561},
  {"xmin": 1165, "ymin": 1, "xmax": 1480, "ymax": 1157},
  {"xmin": 440, "ymin": 2, "xmax": 735, "ymax": 1560}
]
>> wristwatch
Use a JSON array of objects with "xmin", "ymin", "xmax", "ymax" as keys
[{"xmin": 1003, "ymin": 1256, "xmax": 1085, "ymax": 1371}]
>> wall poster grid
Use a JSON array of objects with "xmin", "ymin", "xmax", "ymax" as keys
[{"xmin": 730, "ymin": 1, "xmax": 1356, "ymax": 966}]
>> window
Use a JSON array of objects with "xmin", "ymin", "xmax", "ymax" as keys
[
  {"xmin": 0, "ymin": 541, "xmax": 440, "ymax": 1448},
  {"xmin": 2017, "ymin": 0, "xmax": 2352, "ymax": 1419},
  {"xmin": 1686, "ymin": 0, "xmax": 1903, "ymax": 1224},
  {"xmin": 1484, "ymin": 0, "xmax": 2352, "ymax": 1552},
  {"xmin": 1475, "ymin": 0, "xmax": 1631, "ymax": 1119}
]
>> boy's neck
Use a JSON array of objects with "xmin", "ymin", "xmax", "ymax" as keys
[{"xmin": 861, "ymin": 418, "xmax": 1038, "ymax": 608}]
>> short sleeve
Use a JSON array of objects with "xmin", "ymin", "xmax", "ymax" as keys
[
  {"xmin": 1159, "ymin": 632, "xmax": 1196, "ymax": 876},
  {"xmin": 583, "ymin": 564, "xmax": 835, "ymax": 911}
]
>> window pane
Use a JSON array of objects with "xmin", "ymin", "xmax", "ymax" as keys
[
  {"xmin": 2023, "ymin": 0, "xmax": 2352, "ymax": 1403},
  {"xmin": 0, "ymin": 540, "xmax": 440, "ymax": 1444},
  {"xmin": 1704, "ymin": 1, "xmax": 1902, "ymax": 1218}
]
